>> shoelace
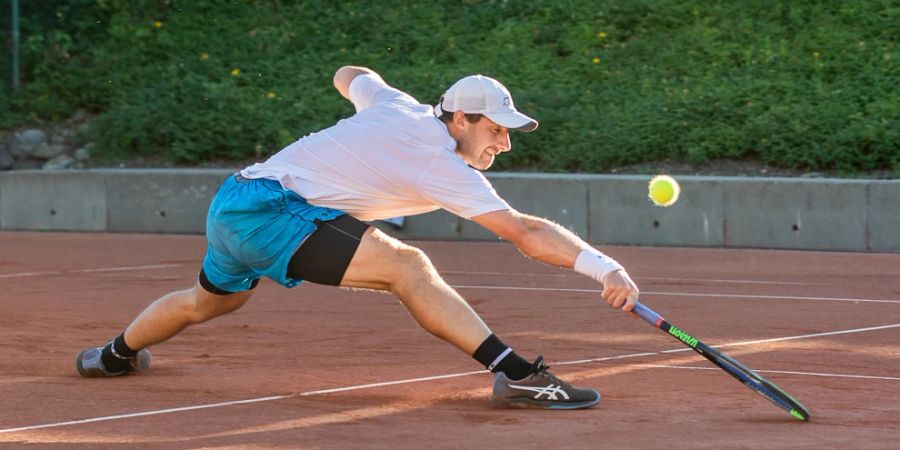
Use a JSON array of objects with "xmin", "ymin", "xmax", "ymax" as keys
[
  {"xmin": 530, "ymin": 360, "xmax": 578, "ymax": 392},
  {"xmin": 527, "ymin": 356, "xmax": 553, "ymax": 377}
]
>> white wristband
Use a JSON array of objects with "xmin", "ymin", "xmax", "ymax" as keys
[{"xmin": 573, "ymin": 248, "xmax": 624, "ymax": 283}]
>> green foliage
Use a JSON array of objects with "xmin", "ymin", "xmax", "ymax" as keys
[
  {"xmin": 2, "ymin": 0, "xmax": 898, "ymax": 172},
  {"xmin": 1, "ymin": 0, "xmax": 111, "ymax": 120}
]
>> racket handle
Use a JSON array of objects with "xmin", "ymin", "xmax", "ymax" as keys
[{"xmin": 632, "ymin": 302, "xmax": 664, "ymax": 327}]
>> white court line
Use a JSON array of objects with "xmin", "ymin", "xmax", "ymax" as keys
[
  {"xmin": 0, "ymin": 266, "xmax": 877, "ymax": 303},
  {"xmin": 2, "ymin": 321, "xmax": 898, "ymax": 435},
  {"xmin": 78, "ymin": 264, "xmax": 184, "ymax": 273},
  {"xmin": 0, "ymin": 396, "xmax": 287, "ymax": 435},
  {"xmin": 0, "ymin": 271, "xmax": 62, "ymax": 279},
  {"xmin": 444, "ymin": 271, "xmax": 814, "ymax": 286},
  {"xmin": 2, "ymin": 266, "xmax": 811, "ymax": 287},
  {"xmin": 0, "ymin": 264, "xmax": 186, "ymax": 280},
  {"xmin": 638, "ymin": 364, "xmax": 900, "ymax": 381},
  {"xmin": 639, "ymin": 276, "xmax": 813, "ymax": 286},
  {"xmin": 299, "ymin": 370, "xmax": 487, "ymax": 396},
  {"xmin": 713, "ymin": 323, "xmax": 900, "ymax": 348},
  {"xmin": 4, "ymin": 269, "xmax": 890, "ymax": 304},
  {"xmin": 452, "ymin": 284, "xmax": 900, "ymax": 304}
]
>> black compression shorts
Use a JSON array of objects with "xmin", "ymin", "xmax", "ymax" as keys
[{"xmin": 286, "ymin": 214, "xmax": 369, "ymax": 286}]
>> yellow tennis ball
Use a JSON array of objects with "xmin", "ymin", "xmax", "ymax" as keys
[{"xmin": 648, "ymin": 175, "xmax": 680, "ymax": 207}]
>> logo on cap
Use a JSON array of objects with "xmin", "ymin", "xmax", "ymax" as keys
[{"xmin": 502, "ymin": 96, "xmax": 511, "ymax": 107}]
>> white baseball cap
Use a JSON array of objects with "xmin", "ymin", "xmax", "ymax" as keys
[{"xmin": 434, "ymin": 75, "xmax": 538, "ymax": 132}]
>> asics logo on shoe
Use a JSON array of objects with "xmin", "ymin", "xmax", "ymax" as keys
[{"xmin": 506, "ymin": 383, "xmax": 571, "ymax": 400}]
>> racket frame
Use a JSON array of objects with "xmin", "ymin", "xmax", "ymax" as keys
[{"xmin": 631, "ymin": 302, "xmax": 810, "ymax": 421}]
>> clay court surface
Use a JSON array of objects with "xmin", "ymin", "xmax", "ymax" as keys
[{"xmin": 1, "ymin": 231, "xmax": 898, "ymax": 449}]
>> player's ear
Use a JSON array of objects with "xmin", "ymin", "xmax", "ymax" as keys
[{"xmin": 453, "ymin": 110, "xmax": 469, "ymax": 130}]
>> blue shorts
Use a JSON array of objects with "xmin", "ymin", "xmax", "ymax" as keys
[{"xmin": 201, "ymin": 174, "xmax": 345, "ymax": 292}]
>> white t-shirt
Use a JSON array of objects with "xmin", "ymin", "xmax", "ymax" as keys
[{"xmin": 240, "ymin": 73, "xmax": 510, "ymax": 222}]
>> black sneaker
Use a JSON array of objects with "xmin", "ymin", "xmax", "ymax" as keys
[
  {"xmin": 75, "ymin": 345, "xmax": 151, "ymax": 378},
  {"xmin": 490, "ymin": 356, "xmax": 601, "ymax": 409}
]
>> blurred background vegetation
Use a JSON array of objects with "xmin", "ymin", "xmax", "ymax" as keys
[{"xmin": 1, "ymin": 0, "xmax": 897, "ymax": 174}]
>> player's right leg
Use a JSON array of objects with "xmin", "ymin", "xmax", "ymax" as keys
[
  {"xmin": 77, "ymin": 173, "xmax": 271, "ymax": 378},
  {"xmin": 75, "ymin": 280, "xmax": 254, "ymax": 378},
  {"xmin": 120, "ymin": 280, "xmax": 254, "ymax": 354}
]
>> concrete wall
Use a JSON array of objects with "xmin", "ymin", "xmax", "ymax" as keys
[
  {"xmin": 0, "ymin": 169, "xmax": 232, "ymax": 234},
  {"xmin": 1, "ymin": 169, "xmax": 897, "ymax": 251}
]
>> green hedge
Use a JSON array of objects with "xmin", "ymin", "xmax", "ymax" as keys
[{"xmin": 3, "ymin": 0, "xmax": 898, "ymax": 173}]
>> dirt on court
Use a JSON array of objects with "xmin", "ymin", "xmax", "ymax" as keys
[{"xmin": 1, "ymin": 232, "xmax": 899, "ymax": 449}]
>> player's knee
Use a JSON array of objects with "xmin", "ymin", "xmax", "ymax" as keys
[
  {"xmin": 387, "ymin": 245, "xmax": 436, "ymax": 290},
  {"xmin": 186, "ymin": 287, "xmax": 250, "ymax": 323},
  {"xmin": 395, "ymin": 246, "xmax": 432, "ymax": 274}
]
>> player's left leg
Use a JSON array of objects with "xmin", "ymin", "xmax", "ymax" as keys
[
  {"xmin": 290, "ymin": 215, "xmax": 600, "ymax": 409},
  {"xmin": 336, "ymin": 226, "xmax": 493, "ymax": 354},
  {"xmin": 287, "ymin": 214, "xmax": 492, "ymax": 354}
]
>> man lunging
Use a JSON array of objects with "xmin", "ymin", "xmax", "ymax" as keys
[{"xmin": 77, "ymin": 66, "xmax": 639, "ymax": 409}]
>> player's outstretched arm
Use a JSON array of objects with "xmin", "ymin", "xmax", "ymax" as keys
[
  {"xmin": 472, "ymin": 208, "xmax": 639, "ymax": 311},
  {"xmin": 333, "ymin": 65, "xmax": 377, "ymax": 100}
]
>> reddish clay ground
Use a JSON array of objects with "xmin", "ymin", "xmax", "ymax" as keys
[{"xmin": 1, "ymin": 232, "xmax": 898, "ymax": 449}]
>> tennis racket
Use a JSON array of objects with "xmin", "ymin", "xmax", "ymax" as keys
[{"xmin": 631, "ymin": 302, "xmax": 810, "ymax": 421}]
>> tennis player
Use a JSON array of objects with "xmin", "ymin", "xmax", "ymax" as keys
[{"xmin": 76, "ymin": 66, "xmax": 640, "ymax": 410}]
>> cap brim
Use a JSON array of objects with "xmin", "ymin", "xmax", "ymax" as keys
[{"xmin": 485, "ymin": 111, "xmax": 539, "ymax": 132}]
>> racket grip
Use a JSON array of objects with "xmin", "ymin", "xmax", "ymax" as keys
[{"xmin": 632, "ymin": 302, "xmax": 664, "ymax": 327}]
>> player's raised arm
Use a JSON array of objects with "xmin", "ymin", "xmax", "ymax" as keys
[
  {"xmin": 472, "ymin": 208, "xmax": 639, "ymax": 311},
  {"xmin": 333, "ymin": 65, "xmax": 377, "ymax": 100}
]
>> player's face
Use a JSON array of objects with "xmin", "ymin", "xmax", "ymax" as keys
[{"xmin": 455, "ymin": 117, "xmax": 511, "ymax": 171}]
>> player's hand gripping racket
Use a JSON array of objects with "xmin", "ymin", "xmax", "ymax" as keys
[{"xmin": 631, "ymin": 302, "xmax": 810, "ymax": 421}]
